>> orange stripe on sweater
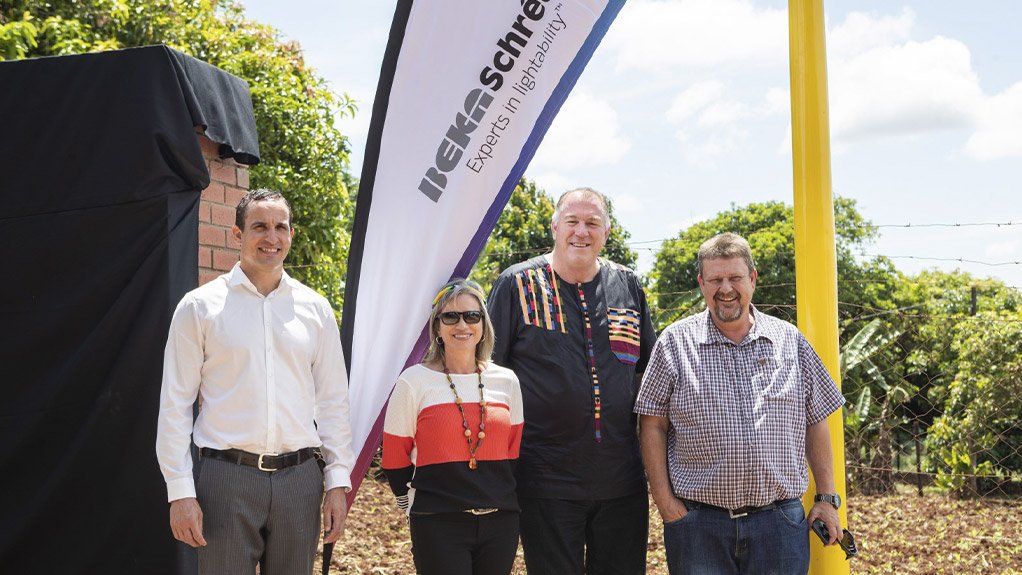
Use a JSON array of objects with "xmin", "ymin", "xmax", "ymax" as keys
[
  {"xmin": 413, "ymin": 402, "xmax": 520, "ymax": 467},
  {"xmin": 381, "ymin": 433, "xmax": 414, "ymax": 469}
]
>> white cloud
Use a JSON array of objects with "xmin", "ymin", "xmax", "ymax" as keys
[
  {"xmin": 531, "ymin": 90, "xmax": 631, "ymax": 170},
  {"xmin": 605, "ymin": 0, "xmax": 788, "ymax": 72},
  {"xmin": 677, "ymin": 127, "xmax": 749, "ymax": 169},
  {"xmin": 830, "ymin": 36, "xmax": 981, "ymax": 141},
  {"xmin": 826, "ymin": 8, "xmax": 1021, "ymax": 159},
  {"xmin": 697, "ymin": 100, "xmax": 749, "ymax": 127},
  {"xmin": 667, "ymin": 81, "xmax": 723, "ymax": 122},
  {"xmin": 528, "ymin": 172, "xmax": 574, "ymax": 197},
  {"xmin": 827, "ymin": 8, "xmax": 914, "ymax": 58},
  {"xmin": 763, "ymin": 87, "xmax": 790, "ymax": 116},
  {"xmin": 777, "ymin": 123, "xmax": 792, "ymax": 156},
  {"xmin": 966, "ymin": 81, "xmax": 1022, "ymax": 160},
  {"xmin": 665, "ymin": 81, "xmax": 783, "ymax": 166}
]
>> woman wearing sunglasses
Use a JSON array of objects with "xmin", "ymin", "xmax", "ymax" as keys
[{"xmin": 382, "ymin": 278, "xmax": 524, "ymax": 575}]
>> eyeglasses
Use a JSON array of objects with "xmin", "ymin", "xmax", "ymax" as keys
[{"xmin": 438, "ymin": 311, "xmax": 484, "ymax": 325}]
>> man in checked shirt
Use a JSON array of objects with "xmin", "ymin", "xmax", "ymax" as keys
[{"xmin": 635, "ymin": 232, "xmax": 845, "ymax": 575}]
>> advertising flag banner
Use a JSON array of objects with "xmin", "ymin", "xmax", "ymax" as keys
[{"xmin": 341, "ymin": 0, "xmax": 626, "ymax": 493}]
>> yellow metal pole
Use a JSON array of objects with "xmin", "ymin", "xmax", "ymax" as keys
[{"xmin": 788, "ymin": 0, "xmax": 849, "ymax": 574}]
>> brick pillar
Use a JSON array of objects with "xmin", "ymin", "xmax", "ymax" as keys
[{"xmin": 197, "ymin": 134, "xmax": 251, "ymax": 285}]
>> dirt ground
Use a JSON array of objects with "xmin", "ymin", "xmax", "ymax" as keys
[{"xmin": 321, "ymin": 472, "xmax": 1022, "ymax": 574}]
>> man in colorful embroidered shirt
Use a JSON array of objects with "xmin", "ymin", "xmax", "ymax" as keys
[
  {"xmin": 487, "ymin": 187, "xmax": 656, "ymax": 575},
  {"xmin": 156, "ymin": 189, "xmax": 355, "ymax": 574},
  {"xmin": 634, "ymin": 232, "xmax": 845, "ymax": 575}
]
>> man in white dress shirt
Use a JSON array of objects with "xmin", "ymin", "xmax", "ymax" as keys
[{"xmin": 156, "ymin": 189, "xmax": 354, "ymax": 574}]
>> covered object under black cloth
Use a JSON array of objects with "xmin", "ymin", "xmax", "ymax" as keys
[{"xmin": 0, "ymin": 46, "xmax": 259, "ymax": 574}]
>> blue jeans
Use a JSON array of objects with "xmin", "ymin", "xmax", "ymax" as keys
[{"xmin": 663, "ymin": 498, "xmax": 810, "ymax": 575}]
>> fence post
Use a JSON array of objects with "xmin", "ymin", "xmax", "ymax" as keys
[{"xmin": 915, "ymin": 420, "xmax": 923, "ymax": 496}]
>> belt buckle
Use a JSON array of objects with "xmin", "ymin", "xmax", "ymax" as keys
[
  {"xmin": 257, "ymin": 452, "xmax": 279, "ymax": 471},
  {"xmin": 466, "ymin": 508, "xmax": 499, "ymax": 515},
  {"xmin": 728, "ymin": 508, "xmax": 749, "ymax": 519}
]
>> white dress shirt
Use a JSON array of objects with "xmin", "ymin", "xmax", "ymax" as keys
[{"xmin": 157, "ymin": 264, "xmax": 354, "ymax": 502}]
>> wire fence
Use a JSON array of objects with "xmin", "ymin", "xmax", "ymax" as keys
[
  {"xmin": 285, "ymin": 222, "xmax": 1022, "ymax": 500},
  {"xmin": 838, "ymin": 290, "xmax": 1022, "ymax": 500}
]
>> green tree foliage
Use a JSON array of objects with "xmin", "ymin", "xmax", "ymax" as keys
[
  {"xmin": 470, "ymin": 178, "xmax": 637, "ymax": 294},
  {"xmin": 897, "ymin": 271, "xmax": 1020, "ymax": 376},
  {"xmin": 1, "ymin": 0, "xmax": 355, "ymax": 312},
  {"xmin": 927, "ymin": 309, "xmax": 1022, "ymax": 496},
  {"xmin": 881, "ymin": 271, "xmax": 1022, "ymax": 496},
  {"xmin": 889, "ymin": 273, "xmax": 1019, "ymax": 440},
  {"xmin": 647, "ymin": 198, "xmax": 897, "ymax": 329},
  {"xmin": 842, "ymin": 269, "xmax": 1022, "ymax": 495}
]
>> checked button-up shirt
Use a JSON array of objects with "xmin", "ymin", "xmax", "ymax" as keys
[{"xmin": 634, "ymin": 307, "xmax": 844, "ymax": 510}]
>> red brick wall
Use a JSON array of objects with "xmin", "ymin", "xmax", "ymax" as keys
[{"xmin": 197, "ymin": 134, "xmax": 251, "ymax": 285}]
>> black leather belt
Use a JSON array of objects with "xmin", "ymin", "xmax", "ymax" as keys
[
  {"xmin": 200, "ymin": 447, "xmax": 317, "ymax": 472},
  {"xmin": 686, "ymin": 498, "xmax": 798, "ymax": 519}
]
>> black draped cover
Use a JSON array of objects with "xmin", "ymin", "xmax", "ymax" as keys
[{"xmin": 0, "ymin": 45, "xmax": 259, "ymax": 574}]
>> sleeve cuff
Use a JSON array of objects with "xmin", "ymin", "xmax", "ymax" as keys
[
  {"xmin": 807, "ymin": 396, "xmax": 845, "ymax": 426},
  {"xmin": 324, "ymin": 467, "xmax": 352, "ymax": 492},
  {"xmin": 633, "ymin": 403, "xmax": 669, "ymax": 417},
  {"xmin": 166, "ymin": 477, "xmax": 196, "ymax": 502}
]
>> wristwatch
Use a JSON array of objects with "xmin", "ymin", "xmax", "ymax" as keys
[{"xmin": 814, "ymin": 493, "xmax": 842, "ymax": 510}]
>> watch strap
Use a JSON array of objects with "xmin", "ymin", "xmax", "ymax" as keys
[{"xmin": 814, "ymin": 493, "xmax": 841, "ymax": 509}]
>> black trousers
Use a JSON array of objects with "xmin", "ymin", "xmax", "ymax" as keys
[
  {"xmin": 409, "ymin": 511, "xmax": 520, "ymax": 575},
  {"xmin": 519, "ymin": 492, "xmax": 649, "ymax": 575}
]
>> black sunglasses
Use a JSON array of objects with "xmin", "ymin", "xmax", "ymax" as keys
[{"xmin": 438, "ymin": 310, "xmax": 484, "ymax": 325}]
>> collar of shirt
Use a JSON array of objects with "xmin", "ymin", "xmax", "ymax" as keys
[
  {"xmin": 697, "ymin": 305, "xmax": 781, "ymax": 347},
  {"xmin": 226, "ymin": 262, "xmax": 295, "ymax": 298}
]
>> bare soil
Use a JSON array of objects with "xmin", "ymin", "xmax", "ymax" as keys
[{"xmin": 321, "ymin": 473, "xmax": 1022, "ymax": 574}]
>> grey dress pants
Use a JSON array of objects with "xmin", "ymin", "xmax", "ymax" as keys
[{"xmin": 195, "ymin": 456, "xmax": 324, "ymax": 575}]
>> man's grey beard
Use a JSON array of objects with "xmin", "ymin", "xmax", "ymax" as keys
[{"xmin": 712, "ymin": 299, "xmax": 744, "ymax": 323}]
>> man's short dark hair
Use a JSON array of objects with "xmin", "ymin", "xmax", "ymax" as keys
[{"xmin": 235, "ymin": 189, "xmax": 292, "ymax": 229}]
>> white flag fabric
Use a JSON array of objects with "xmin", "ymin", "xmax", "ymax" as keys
[{"xmin": 341, "ymin": 0, "xmax": 626, "ymax": 495}]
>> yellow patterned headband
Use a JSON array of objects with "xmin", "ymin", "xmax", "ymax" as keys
[
  {"xmin": 432, "ymin": 279, "xmax": 484, "ymax": 308},
  {"xmin": 432, "ymin": 284, "xmax": 457, "ymax": 307}
]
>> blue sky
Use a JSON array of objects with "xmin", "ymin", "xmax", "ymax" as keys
[{"xmin": 241, "ymin": 0, "xmax": 1021, "ymax": 288}]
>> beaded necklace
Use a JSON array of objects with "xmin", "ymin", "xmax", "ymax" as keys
[
  {"xmin": 576, "ymin": 284, "xmax": 603, "ymax": 442},
  {"xmin": 443, "ymin": 364, "xmax": 487, "ymax": 470}
]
